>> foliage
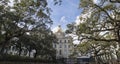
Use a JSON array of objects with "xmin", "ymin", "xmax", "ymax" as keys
[
  {"xmin": 0, "ymin": 0, "xmax": 58, "ymax": 60},
  {"xmin": 67, "ymin": 0, "xmax": 120, "ymax": 63}
]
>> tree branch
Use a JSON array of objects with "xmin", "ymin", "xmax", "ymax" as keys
[
  {"xmin": 80, "ymin": 35, "xmax": 118, "ymax": 42},
  {"xmin": 109, "ymin": 0, "xmax": 120, "ymax": 3},
  {"xmin": 93, "ymin": 28, "xmax": 115, "ymax": 32},
  {"xmin": 94, "ymin": 4, "xmax": 114, "ymax": 22},
  {"xmin": 93, "ymin": 38, "xmax": 118, "ymax": 42}
]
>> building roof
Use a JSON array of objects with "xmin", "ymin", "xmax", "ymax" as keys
[
  {"xmin": 55, "ymin": 25, "xmax": 63, "ymax": 33},
  {"xmin": 52, "ymin": 25, "xmax": 63, "ymax": 33},
  {"xmin": 53, "ymin": 25, "xmax": 73, "ymax": 40}
]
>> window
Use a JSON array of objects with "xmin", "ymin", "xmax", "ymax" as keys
[
  {"xmin": 65, "ymin": 45, "xmax": 66, "ymax": 48},
  {"xmin": 54, "ymin": 44, "xmax": 56, "ymax": 48},
  {"xmin": 65, "ymin": 40, "xmax": 66, "ymax": 43},
  {"xmin": 64, "ymin": 49, "xmax": 67, "ymax": 54},
  {"xmin": 59, "ymin": 40, "xmax": 62, "ymax": 43},
  {"xmin": 59, "ymin": 50, "xmax": 62, "ymax": 55},
  {"xmin": 60, "ymin": 44, "xmax": 62, "ymax": 48},
  {"xmin": 68, "ymin": 45, "xmax": 70, "ymax": 48},
  {"xmin": 68, "ymin": 40, "xmax": 70, "ymax": 42}
]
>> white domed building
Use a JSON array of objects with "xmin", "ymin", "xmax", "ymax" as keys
[{"xmin": 52, "ymin": 25, "xmax": 74, "ymax": 59}]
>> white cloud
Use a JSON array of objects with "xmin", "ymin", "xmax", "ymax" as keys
[
  {"xmin": 93, "ymin": 0, "xmax": 104, "ymax": 5},
  {"xmin": 67, "ymin": 34, "xmax": 80, "ymax": 44},
  {"xmin": 75, "ymin": 8, "xmax": 93, "ymax": 26},
  {"xmin": 8, "ymin": 0, "xmax": 14, "ymax": 7},
  {"xmin": 60, "ymin": 16, "xmax": 67, "ymax": 23},
  {"xmin": 75, "ymin": 16, "xmax": 81, "ymax": 25},
  {"xmin": 115, "ymin": 3, "xmax": 120, "ymax": 8},
  {"xmin": 73, "ymin": 40, "xmax": 80, "ymax": 44},
  {"xmin": 93, "ymin": 0, "xmax": 99, "ymax": 4},
  {"xmin": 93, "ymin": 0, "xmax": 113, "ymax": 7},
  {"xmin": 51, "ymin": 16, "xmax": 68, "ymax": 33},
  {"xmin": 75, "ymin": 15, "xmax": 86, "ymax": 26},
  {"xmin": 52, "ymin": 26, "xmax": 59, "ymax": 33}
]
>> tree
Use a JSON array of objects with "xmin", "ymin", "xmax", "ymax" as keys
[
  {"xmin": 75, "ymin": 0, "xmax": 120, "ymax": 42},
  {"xmin": 66, "ymin": 0, "xmax": 120, "ymax": 63},
  {"xmin": 0, "ymin": 0, "xmax": 58, "ymax": 60}
]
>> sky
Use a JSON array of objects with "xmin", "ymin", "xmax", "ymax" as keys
[
  {"xmin": 9, "ymin": 0, "xmax": 82, "ymax": 44},
  {"xmin": 47, "ymin": 0, "xmax": 82, "ymax": 31},
  {"xmin": 9, "ymin": 0, "xmax": 82, "ymax": 31}
]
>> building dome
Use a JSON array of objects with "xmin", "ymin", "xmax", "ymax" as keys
[
  {"xmin": 52, "ymin": 25, "xmax": 63, "ymax": 33},
  {"xmin": 52, "ymin": 25, "xmax": 65, "ymax": 38},
  {"xmin": 56, "ymin": 25, "xmax": 62, "ymax": 33}
]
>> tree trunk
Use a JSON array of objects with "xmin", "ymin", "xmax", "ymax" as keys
[
  {"xmin": 18, "ymin": 43, "xmax": 22, "ymax": 56},
  {"xmin": 18, "ymin": 47, "xmax": 22, "ymax": 56},
  {"xmin": 34, "ymin": 51, "xmax": 38, "ymax": 58},
  {"xmin": 0, "ymin": 41, "xmax": 8, "ymax": 55},
  {"xmin": 29, "ymin": 50, "xmax": 31, "ymax": 57},
  {"xmin": 0, "ymin": 35, "xmax": 11, "ymax": 55}
]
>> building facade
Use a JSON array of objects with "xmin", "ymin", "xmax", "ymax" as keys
[{"xmin": 53, "ymin": 25, "xmax": 73, "ymax": 59}]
